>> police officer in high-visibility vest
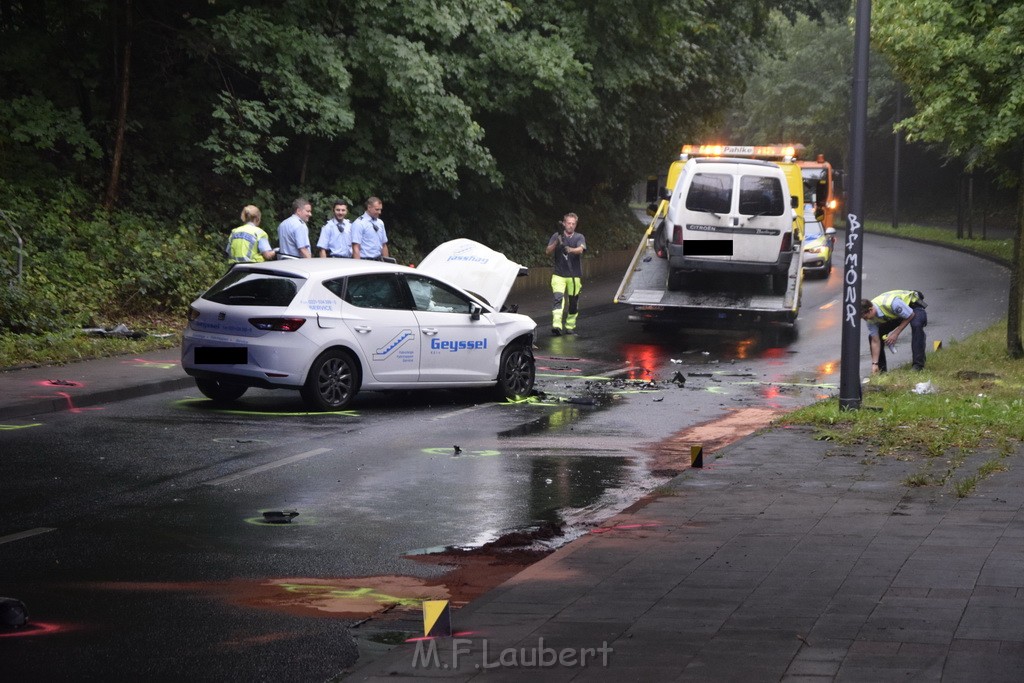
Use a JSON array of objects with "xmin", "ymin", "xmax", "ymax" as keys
[
  {"xmin": 859, "ymin": 289, "xmax": 928, "ymax": 373},
  {"xmin": 545, "ymin": 212, "xmax": 586, "ymax": 336},
  {"xmin": 227, "ymin": 205, "xmax": 276, "ymax": 263}
]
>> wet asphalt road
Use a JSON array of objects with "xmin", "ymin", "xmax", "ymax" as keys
[{"xmin": 0, "ymin": 234, "xmax": 1008, "ymax": 680}]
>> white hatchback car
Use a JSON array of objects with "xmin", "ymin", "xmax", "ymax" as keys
[{"xmin": 181, "ymin": 239, "xmax": 536, "ymax": 410}]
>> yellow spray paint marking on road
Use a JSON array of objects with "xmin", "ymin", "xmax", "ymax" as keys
[
  {"xmin": 499, "ymin": 395, "xmax": 559, "ymax": 406},
  {"xmin": 278, "ymin": 583, "xmax": 424, "ymax": 608},
  {"xmin": 123, "ymin": 360, "xmax": 179, "ymax": 370},
  {"xmin": 0, "ymin": 423, "xmax": 43, "ymax": 431},
  {"xmin": 174, "ymin": 398, "xmax": 359, "ymax": 417}
]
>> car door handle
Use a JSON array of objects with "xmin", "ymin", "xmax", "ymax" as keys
[
  {"xmin": 353, "ymin": 325, "xmax": 372, "ymax": 334},
  {"xmin": 421, "ymin": 328, "xmax": 439, "ymax": 336}
]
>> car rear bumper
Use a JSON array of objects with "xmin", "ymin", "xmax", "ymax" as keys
[
  {"xmin": 181, "ymin": 331, "xmax": 309, "ymax": 388},
  {"xmin": 668, "ymin": 247, "xmax": 793, "ymax": 275}
]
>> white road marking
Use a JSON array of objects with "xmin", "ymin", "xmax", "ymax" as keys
[
  {"xmin": 0, "ymin": 527, "xmax": 56, "ymax": 545},
  {"xmin": 204, "ymin": 447, "xmax": 331, "ymax": 486}
]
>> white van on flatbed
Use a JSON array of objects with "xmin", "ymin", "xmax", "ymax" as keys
[{"xmin": 654, "ymin": 157, "xmax": 801, "ymax": 294}]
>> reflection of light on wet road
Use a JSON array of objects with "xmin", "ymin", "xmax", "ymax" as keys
[
  {"xmin": 620, "ymin": 343, "xmax": 663, "ymax": 380},
  {"xmin": 817, "ymin": 360, "xmax": 838, "ymax": 378},
  {"xmin": 759, "ymin": 346, "xmax": 787, "ymax": 366},
  {"xmin": 733, "ymin": 337, "xmax": 756, "ymax": 360}
]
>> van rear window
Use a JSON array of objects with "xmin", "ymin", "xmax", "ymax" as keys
[
  {"xmin": 738, "ymin": 175, "xmax": 785, "ymax": 216},
  {"xmin": 686, "ymin": 173, "xmax": 732, "ymax": 214},
  {"xmin": 203, "ymin": 270, "xmax": 304, "ymax": 306}
]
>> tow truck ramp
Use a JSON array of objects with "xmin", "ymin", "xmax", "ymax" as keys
[{"xmin": 615, "ymin": 213, "xmax": 802, "ymax": 329}]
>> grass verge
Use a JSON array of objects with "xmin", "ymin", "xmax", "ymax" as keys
[
  {"xmin": 782, "ymin": 322, "xmax": 1024, "ymax": 491},
  {"xmin": 865, "ymin": 220, "xmax": 1014, "ymax": 263},
  {"xmin": 788, "ymin": 218, "xmax": 1021, "ymax": 492}
]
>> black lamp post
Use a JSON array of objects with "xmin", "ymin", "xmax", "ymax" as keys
[{"xmin": 839, "ymin": 0, "xmax": 871, "ymax": 411}]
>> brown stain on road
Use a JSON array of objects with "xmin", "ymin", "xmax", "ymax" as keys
[{"xmin": 646, "ymin": 407, "xmax": 788, "ymax": 475}]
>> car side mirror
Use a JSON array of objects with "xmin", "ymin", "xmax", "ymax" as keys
[
  {"xmin": 470, "ymin": 303, "xmax": 482, "ymax": 321},
  {"xmin": 791, "ymin": 196, "xmax": 799, "ymax": 209}
]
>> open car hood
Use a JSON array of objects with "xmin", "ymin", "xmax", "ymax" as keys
[{"xmin": 416, "ymin": 239, "xmax": 527, "ymax": 310}]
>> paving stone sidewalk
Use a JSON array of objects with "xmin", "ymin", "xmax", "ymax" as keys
[{"xmin": 347, "ymin": 427, "xmax": 1024, "ymax": 682}]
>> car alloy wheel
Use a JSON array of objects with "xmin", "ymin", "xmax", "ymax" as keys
[
  {"xmin": 301, "ymin": 349, "xmax": 359, "ymax": 411},
  {"xmin": 496, "ymin": 341, "xmax": 535, "ymax": 400}
]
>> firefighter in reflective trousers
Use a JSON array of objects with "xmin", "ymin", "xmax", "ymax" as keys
[
  {"xmin": 545, "ymin": 212, "xmax": 586, "ymax": 336},
  {"xmin": 860, "ymin": 289, "xmax": 928, "ymax": 373}
]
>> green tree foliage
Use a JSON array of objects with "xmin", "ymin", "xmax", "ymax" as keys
[
  {"xmin": 873, "ymin": 0, "xmax": 1024, "ymax": 356},
  {"xmin": 0, "ymin": 0, "xmax": 845, "ymax": 338},
  {"xmin": 726, "ymin": 9, "xmax": 897, "ymax": 166}
]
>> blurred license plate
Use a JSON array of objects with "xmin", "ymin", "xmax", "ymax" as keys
[{"xmin": 195, "ymin": 347, "xmax": 247, "ymax": 364}]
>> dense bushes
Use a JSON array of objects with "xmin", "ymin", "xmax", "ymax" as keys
[
  {"xmin": 1, "ymin": 181, "xmax": 224, "ymax": 334},
  {"xmin": 0, "ymin": 178, "xmax": 640, "ymax": 339}
]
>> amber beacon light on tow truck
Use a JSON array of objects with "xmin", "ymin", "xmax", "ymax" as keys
[
  {"xmin": 674, "ymin": 144, "xmax": 844, "ymax": 230},
  {"xmin": 679, "ymin": 143, "xmax": 806, "ymax": 163}
]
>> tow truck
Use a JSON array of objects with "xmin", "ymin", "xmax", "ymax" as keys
[
  {"xmin": 798, "ymin": 154, "xmax": 843, "ymax": 229},
  {"xmin": 615, "ymin": 144, "xmax": 805, "ymax": 329}
]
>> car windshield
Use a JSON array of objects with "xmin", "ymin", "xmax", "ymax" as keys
[
  {"xmin": 203, "ymin": 269, "xmax": 305, "ymax": 306},
  {"xmin": 804, "ymin": 220, "xmax": 824, "ymax": 239}
]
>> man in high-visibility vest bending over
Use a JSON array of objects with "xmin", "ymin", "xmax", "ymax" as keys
[{"xmin": 859, "ymin": 289, "xmax": 928, "ymax": 373}]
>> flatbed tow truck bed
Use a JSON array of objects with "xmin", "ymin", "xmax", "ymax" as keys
[{"xmin": 614, "ymin": 216, "xmax": 802, "ymax": 329}]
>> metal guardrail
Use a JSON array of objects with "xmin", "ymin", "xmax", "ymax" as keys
[{"xmin": 0, "ymin": 208, "xmax": 24, "ymax": 283}]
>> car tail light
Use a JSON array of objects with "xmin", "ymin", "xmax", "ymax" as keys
[
  {"xmin": 249, "ymin": 317, "xmax": 307, "ymax": 332},
  {"xmin": 780, "ymin": 233, "xmax": 792, "ymax": 252},
  {"xmin": 672, "ymin": 224, "xmax": 683, "ymax": 245},
  {"xmin": 188, "ymin": 306, "xmax": 200, "ymax": 322}
]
